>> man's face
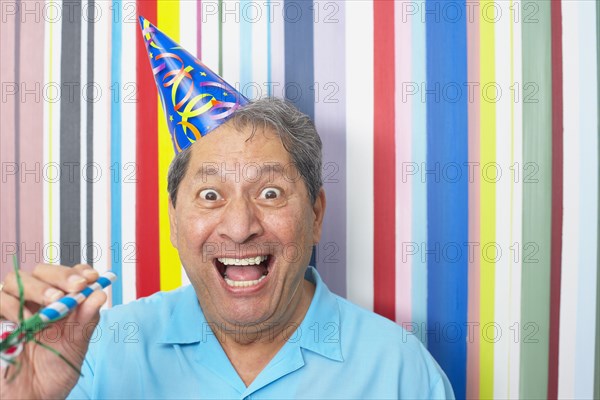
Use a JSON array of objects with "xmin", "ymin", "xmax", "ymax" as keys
[{"xmin": 168, "ymin": 123, "xmax": 325, "ymax": 329}]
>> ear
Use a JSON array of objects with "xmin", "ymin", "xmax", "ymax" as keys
[
  {"xmin": 312, "ymin": 188, "xmax": 326, "ymax": 244},
  {"xmin": 168, "ymin": 197, "xmax": 178, "ymax": 249}
]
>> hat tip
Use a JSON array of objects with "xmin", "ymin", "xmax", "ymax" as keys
[{"xmin": 138, "ymin": 15, "xmax": 146, "ymax": 27}]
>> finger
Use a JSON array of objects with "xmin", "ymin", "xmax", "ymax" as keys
[
  {"xmin": 1, "ymin": 271, "xmax": 65, "ymax": 306},
  {"xmin": 0, "ymin": 291, "xmax": 33, "ymax": 322},
  {"xmin": 31, "ymin": 264, "xmax": 92, "ymax": 293},
  {"xmin": 72, "ymin": 290, "xmax": 107, "ymax": 326},
  {"xmin": 72, "ymin": 264, "xmax": 100, "ymax": 283}
]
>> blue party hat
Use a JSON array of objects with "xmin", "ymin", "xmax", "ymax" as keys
[{"xmin": 139, "ymin": 16, "xmax": 249, "ymax": 153}]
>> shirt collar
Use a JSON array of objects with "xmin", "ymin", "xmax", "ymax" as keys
[{"xmin": 157, "ymin": 267, "xmax": 344, "ymax": 363}]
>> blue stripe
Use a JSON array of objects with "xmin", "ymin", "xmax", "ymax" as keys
[
  {"xmin": 284, "ymin": 0, "xmax": 315, "ymax": 267},
  {"xmin": 411, "ymin": 0, "xmax": 428, "ymax": 345},
  {"xmin": 97, "ymin": 276, "xmax": 112, "ymax": 288},
  {"xmin": 240, "ymin": 0, "xmax": 253, "ymax": 98},
  {"xmin": 81, "ymin": 286, "xmax": 94, "ymax": 297},
  {"xmin": 41, "ymin": 308, "xmax": 61, "ymax": 321},
  {"xmin": 425, "ymin": 1, "xmax": 468, "ymax": 399},
  {"xmin": 59, "ymin": 296, "xmax": 78, "ymax": 309},
  {"xmin": 110, "ymin": 1, "xmax": 123, "ymax": 305}
]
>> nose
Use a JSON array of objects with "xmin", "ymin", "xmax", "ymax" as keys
[{"xmin": 216, "ymin": 196, "xmax": 264, "ymax": 244}]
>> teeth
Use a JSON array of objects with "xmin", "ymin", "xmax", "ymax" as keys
[
  {"xmin": 218, "ymin": 255, "xmax": 268, "ymax": 266},
  {"xmin": 224, "ymin": 275, "xmax": 267, "ymax": 288}
]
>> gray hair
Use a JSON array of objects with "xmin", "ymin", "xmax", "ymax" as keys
[{"xmin": 167, "ymin": 97, "xmax": 323, "ymax": 207}]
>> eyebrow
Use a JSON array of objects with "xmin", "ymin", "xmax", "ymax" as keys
[{"xmin": 192, "ymin": 162, "xmax": 288, "ymax": 182}]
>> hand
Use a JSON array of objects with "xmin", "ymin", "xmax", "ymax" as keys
[{"xmin": 0, "ymin": 264, "xmax": 107, "ymax": 399}]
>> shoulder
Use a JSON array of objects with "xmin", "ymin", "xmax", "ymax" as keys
[{"xmin": 333, "ymin": 294, "xmax": 453, "ymax": 398}]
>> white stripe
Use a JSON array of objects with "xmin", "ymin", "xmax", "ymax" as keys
[
  {"xmin": 200, "ymin": 0, "xmax": 220, "ymax": 68},
  {"xmin": 507, "ymin": 1, "xmax": 522, "ymax": 397},
  {"xmin": 269, "ymin": 0, "xmax": 285, "ymax": 95},
  {"xmin": 80, "ymin": 0, "xmax": 88, "ymax": 264},
  {"xmin": 48, "ymin": 301, "xmax": 69, "ymax": 315},
  {"xmin": 92, "ymin": 1, "xmax": 111, "ymax": 276},
  {"xmin": 43, "ymin": 0, "xmax": 62, "ymax": 264},
  {"xmin": 121, "ymin": 0, "xmax": 137, "ymax": 303},
  {"xmin": 221, "ymin": 0, "xmax": 241, "ymax": 89},
  {"xmin": 558, "ymin": 1, "xmax": 580, "ymax": 397},
  {"xmin": 394, "ymin": 0, "xmax": 412, "ymax": 325},
  {"xmin": 345, "ymin": 0, "xmax": 373, "ymax": 311},
  {"xmin": 250, "ymin": 0, "xmax": 268, "ymax": 99},
  {"xmin": 180, "ymin": 0, "xmax": 198, "ymax": 55},
  {"xmin": 494, "ymin": 2, "xmax": 511, "ymax": 397},
  {"xmin": 574, "ymin": 1, "xmax": 599, "ymax": 397}
]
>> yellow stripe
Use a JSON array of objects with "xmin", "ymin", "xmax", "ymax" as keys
[
  {"xmin": 480, "ymin": 0, "xmax": 496, "ymax": 398},
  {"xmin": 158, "ymin": 0, "xmax": 182, "ymax": 291}
]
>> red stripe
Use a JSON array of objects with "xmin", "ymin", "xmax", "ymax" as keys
[
  {"xmin": 136, "ymin": 2, "xmax": 161, "ymax": 298},
  {"xmin": 373, "ymin": 1, "xmax": 396, "ymax": 321},
  {"xmin": 548, "ymin": 2, "xmax": 563, "ymax": 398}
]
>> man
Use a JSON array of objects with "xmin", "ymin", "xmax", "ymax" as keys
[{"xmin": 0, "ymin": 19, "xmax": 454, "ymax": 399}]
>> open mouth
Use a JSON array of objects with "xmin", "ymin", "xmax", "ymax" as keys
[{"xmin": 214, "ymin": 255, "xmax": 272, "ymax": 288}]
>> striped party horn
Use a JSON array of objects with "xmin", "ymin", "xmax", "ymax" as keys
[
  {"xmin": 37, "ymin": 272, "xmax": 117, "ymax": 323},
  {"xmin": 1, "ymin": 271, "xmax": 117, "ymax": 361}
]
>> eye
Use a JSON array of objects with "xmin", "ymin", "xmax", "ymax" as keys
[
  {"xmin": 199, "ymin": 189, "xmax": 223, "ymax": 201},
  {"xmin": 259, "ymin": 187, "xmax": 281, "ymax": 200}
]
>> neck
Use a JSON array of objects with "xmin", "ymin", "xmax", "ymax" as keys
[{"xmin": 211, "ymin": 279, "xmax": 316, "ymax": 386}]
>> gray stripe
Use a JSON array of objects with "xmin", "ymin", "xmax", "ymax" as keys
[
  {"xmin": 595, "ymin": 2, "xmax": 600, "ymax": 398},
  {"xmin": 86, "ymin": 0, "xmax": 94, "ymax": 266},
  {"xmin": 60, "ymin": 0, "xmax": 82, "ymax": 266}
]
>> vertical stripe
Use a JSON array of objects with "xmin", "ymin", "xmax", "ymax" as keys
[
  {"xmin": 574, "ymin": 2, "xmax": 599, "ymax": 397},
  {"xmin": 157, "ymin": 0, "xmax": 181, "ymax": 291},
  {"xmin": 466, "ymin": 0, "xmax": 481, "ymax": 395},
  {"xmin": 240, "ymin": 0, "xmax": 253, "ymax": 97},
  {"xmin": 520, "ymin": 1, "xmax": 552, "ymax": 398},
  {"xmin": 0, "ymin": 0, "xmax": 17, "ymax": 279},
  {"xmin": 284, "ymin": 0, "xmax": 314, "ymax": 119},
  {"xmin": 283, "ymin": 0, "xmax": 316, "ymax": 268},
  {"xmin": 373, "ymin": 0, "xmax": 395, "ymax": 322},
  {"xmin": 548, "ymin": 1, "xmax": 563, "ymax": 398},
  {"xmin": 121, "ymin": 0, "xmax": 137, "ymax": 303},
  {"xmin": 14, "ymin": 0, "xmax": 21, "ymax": 261},
  {"xmin": 314, "ymin": 1, "xmax": 346, "ymax": 297},
  {"xmin": 86, "ymin": 0, "xmax": 95, "ymax": 266},
  {"xmin": 44, "ymin": 0, "xmax": 63, "ymax": 265},
  {"xmin": 395, "ymin": 0, "xmax": 412, "ymax": 325},
  {"xmin": 479, "ymin": 1, "xmax": 496, "ymax": 396},
  {"xmin": 222, "ymin": 1, "xmax": 241, "ymax": 92},
  {"xmin": 111, "ymin": 0, "xmax": 123, "ymax": 305},
  {"xmin": 411, "ymin": 0, "xmax": 427, "ymax": 345},
  {"xmin": 508, "ymin": 2, "xmax": 523, "ymax": 396},
  {"xmin": 92, "ymin": 0, "xmax": 111, "ymax": 278},
  {"xmin": 136, "ymin": 0, "xmax": 160, "ymax": 297},
  {"xmin": 80, "ymin": 0, "xmax": 88, "ymax": 266},
  {"xmin": 494, "ymin": 1, "xmax": 512, "ymax": 397},
  {"xmin": 19, "ymin": 0, "xmax": 49, "ymax": 271},
  {"xmin": 60, "ymin": 0, "xmax": 82, "ymax": 266},
  {"xmin": 197, "ymin": 0, "xmax": 203, "ymax": 59},
  {"xmin": 425, "ymin": 2, "xmax": 468, "ymax": 399},
  {"xmin": 250, "ymin": 0, "xmax": 268, "ymax": 100},
  {"xmin": 266, "ymin": 0, "xmax": 272, "ymax": 96},
  {"xmin": 596, "ymin": 5, "xmax": 600, "ymax": 398},
  {"xmin": 558, "ymin": 4, "xmax": 580, "ymax": 396},
  {"xmin": 218, "ymin": 0, "xmax": 223, "ymax": 76},
  {"xmin": 269, "ymin": 0, "xmax": 285, "ymax": 94},
  {"xmin": 345, "ymin": 0, "xmax": 374, "ymax": 311},
  {"xmin": 201, "ymin": 1, "xmax": 220, "ymax": 72}
]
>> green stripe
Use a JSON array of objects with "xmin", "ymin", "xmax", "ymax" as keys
[
  {"xmin": 520, "ymin": 1, "xmax": 553, "ymax": 398},
  {"xmin": 595, "ymin": 2, "xmax": 600, "ymax": 398}
]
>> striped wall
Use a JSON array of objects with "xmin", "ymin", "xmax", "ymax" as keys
[{"xmin": 0, "ymin": 1, "xmax": 598, "ymax": 398}]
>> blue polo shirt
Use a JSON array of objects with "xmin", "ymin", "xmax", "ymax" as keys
[{"xmin": 69, "ymin": 267, "xmax": 454, "ymax": 399}]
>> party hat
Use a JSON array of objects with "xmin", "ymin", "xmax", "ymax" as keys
[{"xmin": 138, "ymin": 17, "xmax": 249, "ymax": 153}]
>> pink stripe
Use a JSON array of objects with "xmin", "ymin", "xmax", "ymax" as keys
[
  {"xmin": 466, "ymin": 7, "xmax": 481, "ymax": 398},
  {"xmin": 394, "ymin": 3, "xmax": 412, "ymax": 325},
  {"xmin": 18, "ymin": 3, "xmax": 45, "ymax": 273},
  {"xmin": 0, "ymin": 7, "xmax": 17, "ymax": 279},
  {"xmin": 196, "ymin": 0, "xmax": 202, "ymax": 59}
]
